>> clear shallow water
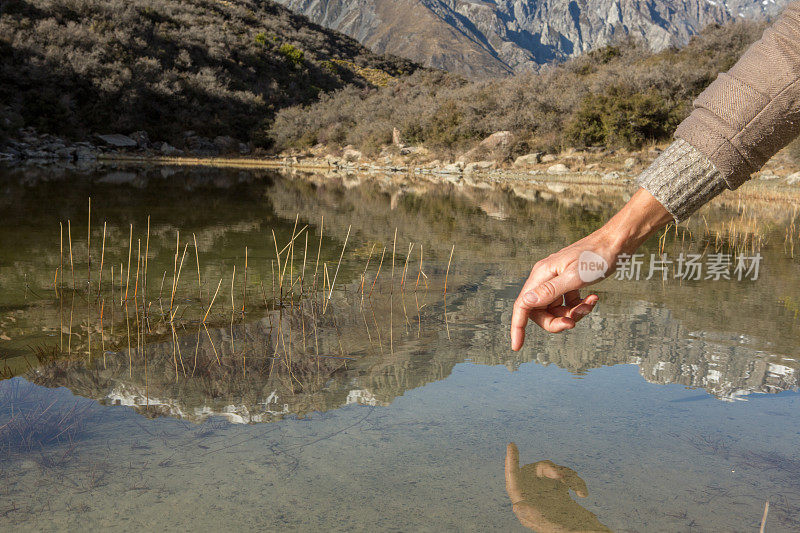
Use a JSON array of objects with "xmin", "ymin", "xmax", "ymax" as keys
[{"xmin": 1, "ymin": 164, "xmax": 799, "ymax": 531}]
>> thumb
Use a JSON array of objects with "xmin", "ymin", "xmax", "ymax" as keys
[{"xmin": 520, "ymin": 272, "xmax": 581, "ymax": 309}]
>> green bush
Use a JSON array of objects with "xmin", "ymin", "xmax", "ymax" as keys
[
  {"xmin": 566, "ymin": 86, "xmax": 679, "ymax": 148},
  {"xmin": 278, "ymin": 43, "xmax": 304, "ymax": 67}
]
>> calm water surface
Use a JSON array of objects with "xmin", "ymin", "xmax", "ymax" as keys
[{"xmin": 1, "ymin": 164, "xmax": 799, "ymax": 531}]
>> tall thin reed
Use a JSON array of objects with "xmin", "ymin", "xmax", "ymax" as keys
[
  {"xmin": 87, "ymin": 197, "xmax": 91, "ymax": 289},
  {"xmin": 360, "ymin": 243, "xmax": 376, "ymax": 295},
  {"xmin": 98, "ymin": 221, "xmax": 106, "ymax": 296},
  {"xmin": 314, "ymin": 215, "xmax": 324, "ymax": 291},
  {"xmin": 272, "ymin": 229, "xmax": 283, "ymax": 298},
  {"xmin": 391, "ymin": 228, "xmax": 397, "ymax": 293},
  {"xmin": 415, "ymin": 244, "xmax": 423, "ymax": 291},
  {"xmin": 59, "ymin": 222, "xmax": 63, "ymax": 289},
  {"xmin": 242, "ymin": 247, "xmax": 248, "ymax": 315},
  {"xmin": 124, "ymin": 224, "xmax": 132, "ymax": 304},
  {"xmin": 133, "ymin": 239, "xmax": 141, "ymax": 301},
  {"xmin": 144, "ymin": 216, "xmax": 150, "ymax": 303},
  {"xmin": 369, "ymin": 247, "xmax": 386, "ymax": 298},
  {"xmin": 203, "ymin": 278, "xmax": 223, "ymax": 323},
  {"xmin": 68, "ymin": 220, "xmax": 74, "ymax": 290},
  {"xmin": 170, "ymin": 232, "xmax": 179, "ymax": 309},
  {"xmin": 401, "ymin": 243, "xmax": 414, "ymax": 292},
  {"xmin": 325, "ymin": 225, "xmax": 351, "ymax": 311},
  {"xmin": 194, "ymin": 233, "xmax": 202, "ymax": 303},
  {"xmin": 171, "ymin": 243, "xmax": 188, "ymax": 312},
  {"xmin": 444, "ymin": 244, "xmax": 455, "ymax": 296}
]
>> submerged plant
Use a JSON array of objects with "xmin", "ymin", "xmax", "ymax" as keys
[{"xmin": 0, "ymin": 378, "xmax": 91, "ymax": 460}]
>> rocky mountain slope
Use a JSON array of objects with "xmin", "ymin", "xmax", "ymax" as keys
[
  {"xmin": 275, "ymin": 0, "xmax": 789, "ymax": 78},
  {"xmin": 0, "ymin": 0, "xmax": 417, "ymax": 145}
]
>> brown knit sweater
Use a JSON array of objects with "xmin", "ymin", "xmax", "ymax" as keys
[{"xmin": 638, "ymin": 1, "xmax": 800, "ymax": 222}]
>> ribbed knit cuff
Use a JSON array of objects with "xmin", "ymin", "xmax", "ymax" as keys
[{"xmin": 636, "ymin": 139, "xmax": 726, "ymax": 223}]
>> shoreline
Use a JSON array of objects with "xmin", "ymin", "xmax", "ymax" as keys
[{"xmin": 5, "ymin": 145, "xmax": 800, "ymax": 212}]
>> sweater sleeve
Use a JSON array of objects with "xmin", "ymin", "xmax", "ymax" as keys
[
  {"xmin": 674, "ymin": 2, "xmax": 800, "ymax": 189},
  {"xmin": 637, "ymin": 139, "xmax": 725, "ymax": 223}
]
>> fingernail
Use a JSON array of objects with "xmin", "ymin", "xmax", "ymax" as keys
[{"xmin": 522, "ymin": 292, "xmax": 538, "ymax": 306}]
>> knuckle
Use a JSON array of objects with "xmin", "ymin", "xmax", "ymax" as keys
[{"xmin": 537, "ymin": 280, "xmax": 557, "ymax": 299}]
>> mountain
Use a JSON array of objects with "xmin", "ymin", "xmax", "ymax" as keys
[
  {"xmin": 0, "ymin": 0, "xmax": 418, "ymax": 144},
  {"xmin": 274, "ymin": 0, "xmax": 790, "ymax": 78}
]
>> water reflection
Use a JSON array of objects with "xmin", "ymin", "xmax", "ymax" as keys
[
  {"xmin": 2, "ymin": 163, "xmax": 800, "ymax": 418},
  {"xmin": 505, "ymin": 443, "xmax": 610, "ymax": 532},
  {"xmin": 2, "ymin": 164, "xmax": 800, "ymax": 530}
]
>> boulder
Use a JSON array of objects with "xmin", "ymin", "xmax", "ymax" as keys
[
  {"xmin": 95, "ymin": 134, "xmax": 137, "ymax": 148},
  {"xmin": 75, "ymin": 146, "xmax": 97, "ymax": 160},
  {"xmin": 213, "ymin": 135, "xmax": 238, "ymax": 153},
  {"xmin": 541, "ymin": 154, "xmax": 557, "ymax": 163},
  {"xmin": 186, "ymin": 135, "xmax": 219, "ymax": 156},
  {"xmin": 623, "ymin": 157, "xmax": 637, "ymax": 171},
  {"xmin": 442, "ymin": 163, "xmax": 464, "ymax": 174},
  {"xmin": 513, "ymin": 153, "xmax": 543, "ymax": 168},
  {"xmin": 24, "ymin": 149, "xmax": 56, "ymax": 159},
  {"xmin": 55, "ymin": 146, "xmax": 75, "ymax": 159},
  {"xmin": 786, "ymin": 171, "xmax": 800, "ymax": 185},
  {"xmin": 464, "ymin": 161, "xmax": 495, "ymax": 173},
  {"xmin": 129, "ymin": 131, "xmax": 150, "ymax": 149},
  {"xmin": 342, "ymin": 148, "xmax": 362, "ymax": 163},
  {"xmin": 479, "ymin": 131, "xmax": 513, "ymax": 149},
  {"xmin": 399, "ymin": 146, "xmax": 428, "ymax": 156},
  {"xmin": 547, "ymin": 163, "xmax": 570, "ymax": 174},
  {"xmin": 160, "ymin": 143, "xmax": 182, "ymax": 156}
]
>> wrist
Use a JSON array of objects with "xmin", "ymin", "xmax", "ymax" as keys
[{"xmin": 597, "ymin": 188, "xmax": 673, "ymax": 254}]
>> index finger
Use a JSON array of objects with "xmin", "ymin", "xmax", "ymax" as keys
[
  {"xmin": 511, "ymin": 272, "xmax": 581, "ymax": 350},
  {"xmin": 505, "ymin": 443, "xmax": 525, "ymax": 503}
]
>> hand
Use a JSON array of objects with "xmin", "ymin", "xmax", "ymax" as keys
[
  {"xmin": 505, "ymin": 443, "xmax": 611, "ymax": 533},
  {"xmin": 511, "ymin": 188, "xmax": 673, "ymax": 349}
]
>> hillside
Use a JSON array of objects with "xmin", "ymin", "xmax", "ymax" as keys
[
  {"xmin": 270, "ymin": 20, "xmax": 766, "ymax": 156},
  {"xmin": 274, "ymin": 0, "xmax": 788, "ymax": 78},
  {"xmin": 0, "ymin": 0, "xmax": 418, "ymax": 146}
]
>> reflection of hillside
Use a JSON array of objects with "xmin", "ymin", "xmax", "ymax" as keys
[
  {"xmin": 27, "ymin": 273, "xmax": 475, "ymax": 423},
  {"xmin": 25, "ymin": 265, "xmax": 799, "ymax": 429},
  {"xmin": 3, "ymin": 166, "xmax": 800, "ymax": 413}
]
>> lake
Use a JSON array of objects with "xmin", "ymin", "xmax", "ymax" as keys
[{"xmin": 1, "ymin": 163, "xmax": 799, "ymax": 531}]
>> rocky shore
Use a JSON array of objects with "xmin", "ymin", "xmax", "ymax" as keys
[
  {"xmin": 0, "ymin": 128, "xmax": 250, "ymax": 166},
  {"xmin": 4, "ymin": 128, "xmax": 800, "ymax": 187}
]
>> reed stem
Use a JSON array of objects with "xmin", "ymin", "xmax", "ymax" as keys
[{"xmin": 124, "ymin": 224, "xmax": 132, "ymax": 304}]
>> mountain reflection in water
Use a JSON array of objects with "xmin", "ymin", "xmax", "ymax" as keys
[
  {"xmin": 2, "ymin": 164, "xmax": 800, "ymax": 531},
  {"xmin": 1, "ymin": 163, "xmax": 799, "ymax": 424}
]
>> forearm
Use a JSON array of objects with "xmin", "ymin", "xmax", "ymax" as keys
[{"xmin": 595, "ymin": 187, "xmax": 673, "ymax": 254}]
